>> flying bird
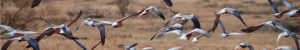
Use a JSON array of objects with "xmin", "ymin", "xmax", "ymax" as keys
[
  {"xmin": 208, "ymin": 7, "xmax": 247, "ymax": 33},
  {"xmin": 0, "ymin": 25, "xmax": 40, "ymax": 50},
  {"xmin": 234, "ymin": 42, "xmax": 254, "ymax": 50},
  {"xmin": 160, "ymin": 13, "xmax": 198, "ymax": 32},
  {"xmin": 1, "ymin": 36, "xmax": 39, "ymax": 50},
  {"xmin": 0, "ymin": 24, "xmax": 38, "ymax": 38},
  {"xmin": 268, "ymin": 0, "xmax": 300, "ymax": 18},
  {"xmin": 31, "ymin": 0, "xmax": 42, "ymax": 8},
  {"xmin": 137, "ymin": 6, "xmax": 166, "ymax": 20},
  {"xmin": 152, "ymin": 16, "xmax": 210, "ymax": 42},
  {"xmin": 27, "ymin": 24, "xmax": 87, "ymax": 50},
  {"xmin": 241, "ymin": 20, "xmax": 300, "ymax": 50}
]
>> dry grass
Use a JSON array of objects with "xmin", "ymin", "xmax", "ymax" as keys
[{"xmin": 1, "ymin": 0, "xmax": 300, "ymax": 50}]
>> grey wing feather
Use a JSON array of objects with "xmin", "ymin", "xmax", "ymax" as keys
[
  {"xmin": 280, "ymin": 0, "xmax": 293, "ymax": 10},
  {"xmin": 96, "ymin": 24, "xmax": 106, "ymax": 45},
  {"xmin": 75, "ymin": 22, "xmax": 85, "ymax": 32},
  {"xmin": 231, "ymin": 11, "xmax": 247, "ymax": 26},
  {"xmin": 22, "ymin": 36, "xmax": 40, "ymax": 50},
  {"xmin": 273, "ymin": 22, "xmax": 290, "ymax": 32},
  {"xmin": 268, "ymin": 0, "xmax": 280, "ymax": 13},
  {"xmin": 191, "ymin": 16, "xmax": 201, "ymax": 29},
  {"xmin": 290, "ymin": 34, "xmax": 300, "ymax": 50},
  {"xmin": 219, "ymin": 21, "xmax": 228, "ymax": 34},
  {"xmin": 150, "ymin": 6, "xmax": 166, "ymax": 20},
  {"xmin": 1, "ymin": 40, "xmax": 13, "ymax": 50}
]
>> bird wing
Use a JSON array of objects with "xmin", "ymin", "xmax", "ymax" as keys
[
  {"xmin": 163, "ymin": 0, "xmax": 173, "ymax": 7},
  {"xmin": 75, "ymin": 21, "xmax": 85, "ymax": 32},
  {"xmin": 71, "ymin": 39, "xmax": 87, "ymax": 50},
  {"xmin": 207, "ymin": 14, "xmax": 220, "ymax": 32},
  {"xmin": 16, "ymin": 31, "xmax": 38, "ymax": 35},
  {"xmin": 1, "ymin": 40, "xmax": 13, "ymax": 50},
  {"xmin": 149, "ymin": 6, "xmax": 166, "ymax": 20},
  {"xmin": 241, "ymin": 23, "xmax": 265, "ymax": 33},
  {"xmin": 0, "ymin": 24, "xmax": 15, "ymax": 31},
  {"xmin": 279, "ymin": 0, "xmax": 293, "ymax": 10},
  {"xmin": 268, "ymin": 0, "xmax": 280, "ymax": 13},
  {"xmin": 150, "ymin": 33, "xmax": 158, "ymax": 40},
  {"xmin": 31, "ymin": 0, "xmax": 42, "ymax": 8},
  {"xmin": 290, "ymin": 34, "xmax": 300, "ymax": 50},
  {"xmin": 273, "ymin": 22, "xmax": 290, "ymax": 32},
  {"xmin": 156, "ymin": 30, "xmax": 181, "ymax": 39},
  {"xmin": 98, "ymin": 21, "xmax": 115, "ymax": 25},
  {"xmin": 230, "ymin": 10, "xmax": 247, "ymax": 26},
  {"xmin": 22, "ymin": 36, "xmax": 40, "ymax": 50},
  {"xmin": 228, "ymin": 32, "xmax": 245, "ymax": 36},
  {"xmin": 219, "ymin": 20, "xmax": 228, "ymax": 34},
  {"xmin": 277, "ymin": 32, "xmax": 288, "ymax": 43},
  {"xmin": 91, "ymin": 24, "xmax": 106, "ymax": 50},
  {"xmin": 96, "ymin": 24, "xmax": 106, "ymax": 45},
  {"xmin": 67, "ymin": 10, "xmax": 82, "ymax": 27},
  {"xmin": 191, "ymin": 16, "xmax": 201, "ymax": 29},
  {"xmin": 170, "ymin": 13, "xmax": 182, "ymax": 21}
]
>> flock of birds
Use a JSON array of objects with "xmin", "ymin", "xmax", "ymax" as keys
[{"xmin": 0, "ymin": 0, "xmax": 300, "ymax": 50}]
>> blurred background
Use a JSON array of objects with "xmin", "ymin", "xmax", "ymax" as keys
[{"xmin": 1, "ymin": 0, "xmax": 300, "ymax": 50}]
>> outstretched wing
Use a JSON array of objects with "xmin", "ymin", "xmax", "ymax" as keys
[
  {"xmin": 231, "ymin": 11, "xmax": 247, "ymax": 26},
  {"xmin": 268, "ymin": 0, "xmax": 280, "ymax": 13},
  {"xmin": 67, "ymin": 10, "xmax": 83, "ymax": 27},
  {"xmin": 219, "ymin": 21, "xmax": 228, "ymax": 34},
  {"xmin": 0, "ymin": 24, "xmax": 15, "ymax": 31},
  {"xmin": 290, "ymin": 34, "xmax": 300, "ymax": 50},
  {"xmin": 22, "ymin": 36, "xmax": 40, "ymax": 50},
  {"xmin": 72, "ymin": 39, "xmax": 87, "ymax": 50},
  {"xmin": 279, "ymin": 0, "xmax": 293, "ymax": 10},
  {"xmin": 75, "ymin": 22, "xmax": 85, "ymax": 32},
  {"xmin": 208, "ymin": 14, "xmax": 220, "ymax": 32},
  {"xmin": 150, "ymin": 33, "xmax": 158, "ymax": 40},
  {"xmin": 91, "ymin": 24, "xmax": 106, "ymax": 50},
  {"xmin": 191, "ymin": 16, "xmax": 201, "ymax": 29},
  {"xmin": 31, "ymin": 0, "xmax": 42, "ymax": 8},
  {"xmin": 149, "ymin": 6, "xmax": 166, "ymax": 20},
  {"xmin": 1, "ymin": 40, "xmax": 13, "ymax": 50},
  {"xmin": 163, "ymin": 0, "xmax": 173, "ymax": 7},
  {"xmin": 277, "ymin": 32, "xmax": 288, "ymax": 43},
  {"xmin": 97, "ymin": 24, "xmax": 106, "ymax": 45},
  {"xmin": 241, "ymin": 23, "xmax": 265, "ymax": 33}
]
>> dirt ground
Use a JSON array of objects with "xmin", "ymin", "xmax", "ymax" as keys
[{"xmin": 1, "ymin": 0, "xmax": 300, "ymax": 50}]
